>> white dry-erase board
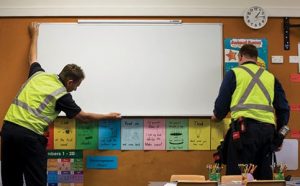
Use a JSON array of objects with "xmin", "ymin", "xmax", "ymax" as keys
[
  {"xmin": 38, "ymin": 22, "xmax": 223, "ymax": 116},
  {"xmin": 275, "ymin": 139, "xmax": 298, "ymax": 170}
]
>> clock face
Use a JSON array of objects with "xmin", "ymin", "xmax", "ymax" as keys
[{"xmin": 244, "ymin": 6, "xmax": 268, "ymax": 29}]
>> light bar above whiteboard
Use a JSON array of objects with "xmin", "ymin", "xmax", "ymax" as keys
[{"xmin": 78, "ymin": 19, "xmax": 182, "ymax": 24}]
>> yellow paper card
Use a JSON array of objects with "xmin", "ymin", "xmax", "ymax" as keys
[{"xmin": 188, "ymin": 118, "xmax": 210, "ymax": 150}]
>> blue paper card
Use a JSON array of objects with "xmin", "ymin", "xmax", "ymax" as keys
[
  {"xmin": 98, "ymin": 119, "xmax": 121, "ymax": 150},
  {"xmin": 47, "ymin": 171, "xmax": 58, "ymax": 183},
  {"xmin": 121, "ymin": 118, "xmax": 144, "ymax": 150},
  {"xmin": 86, "ymin": 156, "xmax": 118, "ymax": 169}
]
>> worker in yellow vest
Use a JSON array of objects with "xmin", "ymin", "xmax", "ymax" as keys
[
  {"xmin": 1, "ymin": 23, "xmax": 121, "ymax": 186},
  {"xmin": 212, "ymin": 44, "xmax": 290, "ymax": 180}
]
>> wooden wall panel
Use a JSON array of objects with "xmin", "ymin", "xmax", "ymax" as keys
[{"xmin": 0, "ymin": 17, "xmax": 299, "ymax": 186}]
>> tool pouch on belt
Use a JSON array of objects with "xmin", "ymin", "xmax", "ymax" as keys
[{"xmin": 231, "ymin": 117, "xmax": 246, "ymax": 151}]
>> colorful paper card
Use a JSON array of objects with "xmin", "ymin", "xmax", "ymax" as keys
[
  {"xmin": 47, "ymin": 122, "xmax": 54, "ymax": 150},
  {"xmin": 47, "ymin": 171, "xmax": 58, "ymax": 184},
  {"xmin": 86, "ymin": 156, "xmax": 118, "ymax": 169},
  {"xmin": 72, "ymin": 171, "xmax": 84, "ymax": 183},
  {"xmin": 291, "ymin": 130, "xmax": 300, "ymax": 139},
  {"xmin": 290, "ymin": 103, "xmax": 300, "ymax": 111},
  {"xmin": 47, "ymin": 150, "xmax": 83, "ymax": 185},
  {"xmin": 144, "ymin": 118, "xmax": 166, "ymax": 150},
  {"xmin": 223, "ymin": 118, "xmax": 232, "ymax": 134},
  {"xmin": 71, "ymin": 159, "xmax": 83, "ymax": 171},
  {"xmin": 58, "ymin": 158, "xmax": 71, "ymax": 171},
  {"xmin": 48, "ymin": 159, "xmax": 59, "ymax": 171},
  {"xmin": 210, "ymin": 120, "xmax": 225, "ymax": 150},
  {"xmin": 290, "ymin": 73, "xmax": 300, "ymax": 82},
  {"xmin": 54, "ymin": 118, "xmax": 76, "ymax": 149},
  {"xmin": 224, "ymin": 38, "xmax": 268, "ymax": 72},
  {"xmin": 76, "ymin": 121, "xmax": 98, "ymax": 149},
  {"xmin": 98, "ymin": 119, "xmax": 121, "ymax": 150},
  {"xmin": 166, "ymin": 119, "xmax": 188, "ymax": 150},
  {"xmin": 188, "ymin": 118, "xmax": 210, "ymax": 150},
  {"xmin": 58, "ymin": 171, "xmax": 72, "ymax": 183},
  {"xmin": 121, "ymin": 118, "xmax": 144, "ymax": 150}
]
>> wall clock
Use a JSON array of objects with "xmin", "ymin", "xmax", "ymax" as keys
[{"xmin": 244, "ymin": 6, "xmax": 268, "ymax": 29}]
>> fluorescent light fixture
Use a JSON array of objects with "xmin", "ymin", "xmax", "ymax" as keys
[{"xmin": 78, "ymin": 19, "xmax": 182, "ymax": 24}]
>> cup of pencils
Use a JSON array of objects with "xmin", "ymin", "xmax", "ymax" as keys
[
  {"xmin": 238, "ymin": 164, "xmax": 257, "ymax": 185},
  {"xmin": 207, "ymin": 163, "xmax": 222, "ymax": 182},
  {"xmin": 272, "ymin": 163, "xmax": 287, "ymax": 180}
]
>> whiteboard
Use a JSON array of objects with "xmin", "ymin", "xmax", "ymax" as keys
[
  {"xmin": 38, "ymin": 22, "xmax": 223, "ymax": 116},
  {"xmin": 275, "ymin": 139, "xmax": 298, "ymax": 170}
]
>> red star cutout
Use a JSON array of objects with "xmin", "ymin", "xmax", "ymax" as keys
[{"xmin": 226, "ymin": 50, "xmax": 237, "ymax": 61}]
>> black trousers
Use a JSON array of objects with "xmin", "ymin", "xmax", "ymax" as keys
[
  {"xmin": 225, "ymin": 119, "xmax": 275, "ymax": 180},
  {"xmin": 1, "ymin": 121, "xmax": 48, "ymax": 186}
]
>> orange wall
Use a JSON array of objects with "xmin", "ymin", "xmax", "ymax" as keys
[{"xmin": 0, "ymin": 17, "xmax": 299, "ymax": 186}]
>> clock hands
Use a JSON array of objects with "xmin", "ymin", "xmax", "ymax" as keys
[{"xmin": 255, "ymin": 12, "xmax": 260, "ymax": 18}]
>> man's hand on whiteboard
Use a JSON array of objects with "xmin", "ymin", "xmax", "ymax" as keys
[
  {"xmin": 74, "ymin": 111, "xmax": 121, "ymax": 123},
  {"xmin": 106, "ymin": 112, "xmax": 122, "ymax": 119},
  {"xmin": 211, "ymin": 113, "xmax": 221, "ymax": 122},
  {"xmin": 29, "ymin": 22, "xmax": 39, "ymax": 38},
  {"xmin": 28, "ymin": 22, "xmax": 40, "ymax": 66}
]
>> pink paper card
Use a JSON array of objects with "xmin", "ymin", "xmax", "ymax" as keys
[{"xmin": 144, "ymin": 118, "xmax": 165, "ymax": 150}]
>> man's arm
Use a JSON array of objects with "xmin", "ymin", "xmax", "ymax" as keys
[
  {"xmin": 271, "ymin": 78, "xmax": 290, "ymax": 151},
  {"xmin": 28, "ymin": 22, "xmax": 39, "ymax": 66},
  {"xmin": 56, "ymin": 94, "xmax": 121, "ymax": 123},
  {"xmin": 74, "ymin": 111, "xmax": 121, "ymax": 123},
  {"xmin": 212, "ymin": 70, "xmax": 236, "ymax": 121},
  {"xmin": 273, "ymin": 78, "xmax": 290, "ymax": 130}
]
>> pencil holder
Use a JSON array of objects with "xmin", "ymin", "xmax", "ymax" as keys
[
  {"xmin": 208, "ymin": 172, "xmax": 220, "ymax": 182},
  {"xmin": 273, "ymin": 172, "xmax": 285, "ymax": 180}
]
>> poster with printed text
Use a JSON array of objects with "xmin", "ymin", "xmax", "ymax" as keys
[
  {"xmin": 98, "ymin": 119, "xmax": 121, "ymax": 150},
  {"xmin": 144, "ymin": 118, "xmax": 166, "ymax": 150},
  {"xmin": 121, "ymin": 118, "xmax": 144, "ymax": 150},
  {"xmin": 47, "ymin": 150, "xmax": 83, "ymax": 185},
  {"xmin": 188, "ymin": 118, "xmax": 210, "ymax": 150},
  {"xmin": 166, "ymin": 119, "xmax": 188, "ymax": 150},
  {"xmin": 54, "ymin": 118, "xmax": 76, "ymax": 149},
  {"xmin": 224, "ymin": 38, "xmax": 268, "ymax": 73},
  {"xmin": 76, "ymin": 121, "xmax": 98, "ymax": 149}
]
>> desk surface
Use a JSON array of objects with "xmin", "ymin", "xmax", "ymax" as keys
[{"xmin": 148, "ymin": 181, "xmax": 297, "ymax": 186}]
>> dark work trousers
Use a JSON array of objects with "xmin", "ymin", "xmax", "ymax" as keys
[
  {"xmin": 1, "ymin": 121, "xmax": 48, "ymax": 186},
  {"xmin": 225, "ymin": 119, "xmax": 275, "ymax": 180}
]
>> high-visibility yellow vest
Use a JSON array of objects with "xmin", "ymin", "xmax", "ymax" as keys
[
  {"xmin": 230, "ymin": 63, "xmax": 275, "ymax": 125},
  {"xmin": 4, "ymin": 72, "xmax": 67, "ymax": 134}
]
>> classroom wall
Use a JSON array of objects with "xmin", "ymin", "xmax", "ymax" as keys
[
  {"xmin": 1, "ymin": 1, "xmax": 300, "ymax": 16},
  {"xmin": 0, "ymin": 17, "xmax": 300, "ymax": 186}
]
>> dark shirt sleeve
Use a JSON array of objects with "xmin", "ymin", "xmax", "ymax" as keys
[
  {"xmin": 55, "ymin": 93, "xmax": 82, "ymax": 119},
  {"xmin": 28, "ymin": 62, "xmax": 45, "ymax": 78},
  {"xmin": 273, "ymin": 78, "xmax": 290, "ymax": 130},
  {"xmin": 213, "ymin": 70, "xmax": 236, "ymax": 120}
]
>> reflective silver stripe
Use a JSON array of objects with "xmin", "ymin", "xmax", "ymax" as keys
[
  {"xmin": 13, "ymin": 99, "xmax": 52, "ymax": 123},
  {"xmin": 239, "ymin": 66, "xmax": 272, "ymax": 105},
  {"xmin": 37, "ymin": 87, "xmax": 67, "ymax": 113},
  {"xmin": 231, "ymin": 104, "xmax": 274, "ymax": 112},
  {"xmin": 15, "ymin": 71, "xmax": 44, "ymax": 98},
  {"xmin": 13, "ymin": 72, "xmax": 66, "ymax": 124}
]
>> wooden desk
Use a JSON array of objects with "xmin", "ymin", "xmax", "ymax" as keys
[
  {"xmin": 148, "ymin": 181, "xmax": 218, "ymax": 186},
  {"xmin": 177, "ymin": 181, "xmax": 218, "ymax": 186},
  {"xmin": 247, "ymin": 180, "xmax": 286, "ymax": 186},
  {"xmin": 148, "ymin": 180, "xmax": 288, "ymax": 186}
]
